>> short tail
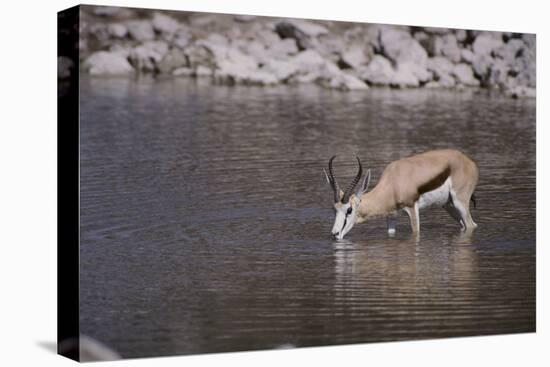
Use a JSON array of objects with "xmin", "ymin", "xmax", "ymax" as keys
[{"xmin": 470, "ymin": 193, "xmax": 477, "ymax": 209}]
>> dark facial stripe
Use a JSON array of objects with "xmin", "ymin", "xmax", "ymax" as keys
[{"xmin": 341, "ymin": 209, "xmax": 352, "ymax": 233}]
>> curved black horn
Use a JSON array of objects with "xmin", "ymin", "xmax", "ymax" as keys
[
  {"xmin": 328, "ymin": 155, "xmax": 340, "ymax": 203},
  {"xmin": 342, "ymin": 157, "xmax": 363, "ymax": 203}
]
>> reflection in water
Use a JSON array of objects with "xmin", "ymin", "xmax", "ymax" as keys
[
  {"xmin": 79, "ymin": 77, "xmax": 535, "ymax": 358},
  {"xmin": 333, "ymin": 232, "xmax": 480, "ymax": 340}
]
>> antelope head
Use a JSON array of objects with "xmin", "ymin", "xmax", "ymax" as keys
[{"xmin": 324, "ymin": 156, "xmax": 371, "ymax": 240}]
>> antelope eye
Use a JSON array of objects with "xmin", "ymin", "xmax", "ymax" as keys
[{"xmin": 346, "ymin": 207, "xmax": 352, "ymax": 215}]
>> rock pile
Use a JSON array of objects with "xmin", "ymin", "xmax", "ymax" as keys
[{"xmin": 73, "ymin": 6, "xmax": 536, "ymax": 97}]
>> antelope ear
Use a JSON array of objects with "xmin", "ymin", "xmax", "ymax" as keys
[
  {"xmin": 356, "ymin": 169, "xmax": 371, "ymax": 196},
  {"xmin": 339, "ymin": 189, "xmax": 344, "ymax": 202}
]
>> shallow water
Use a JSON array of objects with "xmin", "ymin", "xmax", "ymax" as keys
[{"xmin": 79, "ymin": 77, "xmax": 535, "ymax": 358}]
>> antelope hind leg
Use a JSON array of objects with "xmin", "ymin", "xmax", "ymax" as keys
[
  {"xmin": 450, "ymin": 190, "xmax": 478, "ymax": 230},
  {"xmin": 444, "ymin": 196, "xmax": 465, "ymax": 230}
]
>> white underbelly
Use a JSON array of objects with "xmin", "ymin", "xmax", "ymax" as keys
[{"xmin": 418, "ymin": 178, "xmax": 452, "ymax": 209}]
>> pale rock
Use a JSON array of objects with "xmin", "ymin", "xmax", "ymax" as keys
[
  {"xmin": 424, "ymin": 72, "xmax": 457, "ymax": 88},
  {"xmin": 197, "ymin": 41, "xmax": 257, "ymax": 70},
  {"xmin": 452, "ymin": 63, "xmax": 480, "ymax": 86},
  {"xmin": 404, "ymin": 62, "xmax": 432, "ymax": 83},
  {"xmin": 275, "ymin": 19, "xmax": 327, "ymax": 50},
  {"xmin": 472, "ymin": 33, "xmax": 504, "ymax": 56},
  {"xmin": 365, "ymin": 24, "xmax": 386, "ymax": 52},
  {"xmin": 391, "ymin": 62, "xmax": 431, "ymax": 87},
  {"xmin": 228, "ymin": 27, "xmax": 243, "ymax": 42},
  {"xmin": 275, "ymin": 21, "xmax": 311, "ymax": 50},
  {"xmin": 204, "ymin": 33, "xmax": 229, "ymax": 46},
  {"xmin": 361, "ymin": 55, "xmax": 394, "ymax": 85},
  {"xmin": 189, "ymin": 14, "xmax": 218, "ymax": 27},
  {"xmin": 427, "ymin": 56, "xmax": 454, "ymax": 79},
  {"xmin": 438, "ymin": 73, "xmax": 456, "ymax": 87},
  {"xmin": 472, "ymin": 53, "xmax": 494, "ymax": 81},
  {"xmin": 201, "ymin": 43, "xmax": 277, "ymax": 85},
  {"xmin": 424, "ymin": 81, "xmax": 440, "ymax": 88},
  {"xmin": 91, "ymin": 6, "xmax": 116, "ymax": 16},
  {"xmin": 291, "ymin": 72, "xmax": 319, "ymax": 84},
  {"xmin": 313, "ymin": 34, "xmax": 345, "ymax": 57},
  {"xmin": 223, "ymin": 47, "xmax": 258, "ymax": 69},
  {"xmin": 514, "ymin": 41, "xmax": 536, "ymax": 88},
  {"xmin": 522, "ymin": 33, "xmax": 535, "ymax": 50},
  {"xmin": 184, "ymin": 44, "xmax": 215, "ymax": 69},
  {"xmin": 286, "ymin": 19, "xmax": 329, "ymax": 37},
  {"xmin": 364, "ymin": 27, "xmax": 381, "ymax": 52},
  {"xmin": 434, "ymin": 34, "xmax": 461, "ymax": 62},
  {"xmin": 83, "ymin": 51, "xmax": 134, "ymax": 76},
  {"xmin": 214, "ymin": 60, "xmax": 278, "ymax": 85},
  {"xmin": 290, "ymin": 49, "xmax": 327, "ymax": 72},
  {"xmin": 413, "ymin": 31, "xmax": 429, "ymax": 43},
  {"xmin": 91, "ymin": 6, "xmax": 136, "ymax": 19},
  {"xmin": 157, "ymin": 48, "xmax": 188, "ymax": 73},
  {"xmin": 502, "ymin": 34, "xmax": 536, "ymax": 89},
  {"xmin": 455, "ymin": 29, "xmax": 467, "ymax": 42},
  {"xmin": 230, "ymin": 38, "xmax": 247, "ymax": 50},
  {"xmin": 494, "ymin": 39, "xmax": 524, "ymax": 67},
  {"xmin": 319, "ymin": 61, "xmax": 345, "ymax": 79},
  {"xmin": 268, "ymin": 38, "xmax": 299, "ymax": 58},
  {"xmin": 339, "ymin": 46, "xmax": 368, "ymax": 69},
  {"xmin": 173, "ymin": 29, "xmax": 191, "ymax": 49},
  {"xmin": 461, "ymin": 49, "xmax": 475, "ymax": 64},
  {"xmin": 261, "ymin": 59, "xmax": 299, "ymax": 81},
  {"xmin": 502, "ymin": 32, "xmax": 515, "ymax": 42},
  {"xmin": 379, "ymin": 27, "xmax": 428, "ymax": 67},
  {"xmin": 126, "ymin": 20, "xmax": 155, "ymax": 42},
  {"xmin": 493, "ymin": 37, "xmax": 535, "ymax": 88},
  {"xmin": 287, "ymin": 51, "xmax": 344, "ymax": 86},
  {"xmin": 391, "ymin": 63, "xmax": 420, "ymax": 88},
  {"xmin": 487, "ymin": 58, "xmax": 510, "ymax": 88},
  {"xmin": 152, "ymin": 12, "xmax": 180, "ymax": 34},
  {"xmin": 255, "ymin": 29, "xmax": 281, "ymax": 47},
  {"xmin": 242, "ymin": 41, "xmax": 269, "ymax": 63},
  {"xmin": 325, "ymin": 73, "xmax": 369, "ymax": 90},
  {"xmin": 92, "ymin": 6, "xmax": 126, "ymax": 17},
  {"xmin": 129, "ymin": 40, "xmax": 169, "ymax": 71},
  {"xmin": 108, "ymin": 23, "xmax": 127, "ymax": 38},
  {"xmin": 109, "ymin": 43, "xmax": 133, "ymax": 58},
  {"xmin": 88, "ymin": 23, "xmax": 110, "ymax": 46}
]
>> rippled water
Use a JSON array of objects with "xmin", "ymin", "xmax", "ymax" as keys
[{"xmin": 79, "ymin": 77, "xmax": 535, "ymax": 359}]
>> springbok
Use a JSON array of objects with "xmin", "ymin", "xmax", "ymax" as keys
[{"xmin": 324, "ymin": 149, "xmax": 478, "ymax": 240}]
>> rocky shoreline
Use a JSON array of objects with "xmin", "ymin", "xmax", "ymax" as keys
[{"xmin": 60, "ymin": 6, "xmax": 536, "ymax": 98}]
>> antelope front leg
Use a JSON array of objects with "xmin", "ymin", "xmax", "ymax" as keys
[{"xmin": 404, "ymin": 202, "xmax": 420, "ymax": 234}]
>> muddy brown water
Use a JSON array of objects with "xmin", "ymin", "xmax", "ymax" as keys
[{"xmin": 79, "ymin": 77, "xmax": 535, "ymax": 358}]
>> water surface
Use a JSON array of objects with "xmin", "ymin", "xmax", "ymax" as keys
[{"xmin": 79, "ymin": 77, "xmax": 535, "ymax": 358}]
